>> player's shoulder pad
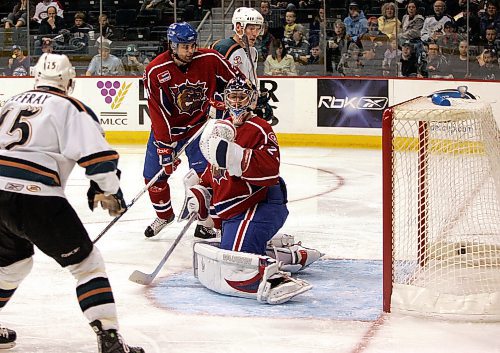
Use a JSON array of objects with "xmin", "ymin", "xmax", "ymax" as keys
[{"xmin": 211, "ymin": 38, "xmax": 241, "ymax": 59}]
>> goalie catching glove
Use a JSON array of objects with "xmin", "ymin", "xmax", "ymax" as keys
[
  {"xmin": 200, "ymin": 119, "xmax": 249, "ymax": 177},
  {"xmin": 87, "ymin": 180, "xmax": 127, "ymax": 217},
  {"xmin": 180, "ymin": 184, "xmax": 211, "ymax": 221}
]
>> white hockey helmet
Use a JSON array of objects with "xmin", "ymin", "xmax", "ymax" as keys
[
  {"xmin": 232, "ymin": 7, "xmax": 264, "ymax": 37},
  {"xmin": 33, "ymin": 53, "xmax": 76, "ymax": 94}
]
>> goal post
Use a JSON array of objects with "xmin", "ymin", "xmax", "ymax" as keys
[{"xmin": 382, "ymin": 95, "xmax": 500, "ymax": 321}]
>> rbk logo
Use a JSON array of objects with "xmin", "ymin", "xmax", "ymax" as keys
[{"xmin": 318, "ymin": 96, "xmax": 388, "ymax": 110}]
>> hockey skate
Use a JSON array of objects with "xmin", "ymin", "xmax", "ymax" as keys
[
  {"xmin": 0, "ymin": 325, "xmax": 16, "ymax": 349},
  {"xmin": 257, "ymin": 263, "xmax": 312, "ymax": 304},
  {"xmin": 266, "ymin": 234, "xmax": 323, "ymax": 273},
  {"xmin": 144, "ymin": 214, "xmax": 175, "ymax": 238},
  {"xmin": 193, "ymin": 224, "xmax": 218, "ymax": 239},
  {"xmin": 90, "ymin": 320, "xmax": 144, "ymax": 353}
]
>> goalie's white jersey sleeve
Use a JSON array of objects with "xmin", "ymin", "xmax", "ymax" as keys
[{"xmin": 0, "ymin": 89, "xmax": 120, "ymax": 198}]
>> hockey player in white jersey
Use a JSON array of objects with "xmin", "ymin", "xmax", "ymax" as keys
[
  {"xmin": 0, "ymin": 53, "xmax": 144, "ymax": 353},
  {"xmin": 211, "ymin": 7, "xmax": 263, "ymax": 83}
]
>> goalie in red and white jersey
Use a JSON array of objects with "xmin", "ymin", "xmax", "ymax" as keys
[{"xmin": 182, "ymin": 76, "xmax": 322, "ymax": 304}]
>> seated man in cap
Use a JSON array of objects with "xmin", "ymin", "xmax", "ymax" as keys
[
  {"xmin": 121, "ymin": 44, "xmax": 150, "ymax": 76},
  {"xmin": 85, "ymin": 37, "xmax": 124, "ymax": 76},
  {"xmin": 4, "ymin": 45, "xmax": 31, "ymax": 76}
]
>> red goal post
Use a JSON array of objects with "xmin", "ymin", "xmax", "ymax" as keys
[{"xmin": 382, "ymin": 95, "xmax": 500, "ymax": 321}]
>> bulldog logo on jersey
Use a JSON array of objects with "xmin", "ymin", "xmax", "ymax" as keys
[{"xmin": 170, "ymin": 80, "xmax": 208, "ymax": 115}]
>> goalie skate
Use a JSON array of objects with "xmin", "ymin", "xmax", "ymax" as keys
[
  {"xmin": 90, "ymin": 320, "xmax": 144, "ymax": 353},
  {"xmin": 258, "ymin": 271, "xmax": 312, "ymax": 305},
  {"xmin": 144, "ymin": 214, "xmax": 175, "ymax": 238},
  {"xmin": 0, "ymin": 325, "xmax": 16, "ymax": 349}
]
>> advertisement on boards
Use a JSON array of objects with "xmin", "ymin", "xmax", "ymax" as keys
[{"xmin": 317, "ymin": 79, "xmax": 389, "ymax": 128}]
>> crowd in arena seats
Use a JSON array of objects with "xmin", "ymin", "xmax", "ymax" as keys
[{"xmin": 0, "ymin": 0, "xmax": 499, "ymax": 79}]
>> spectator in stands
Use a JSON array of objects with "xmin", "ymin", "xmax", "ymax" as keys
[
  {"xmin": 360, "ymin": 17, "xmax": 390, "ymax": 76},
  {"xmin": 4, "ymin": 45, "xmax": 31, "ymax": 76},
  {"xmin": 98, "ymin": 14, "xmax": 114, "ymax": 40},
  {"xmin": 426, "ymin": 40, "xmax": 451, "ymax": 77},
  {"xmin": 326, "ymin": 19, "xmax": 348, "ymax": 74},
  {"xmin": 2, "ymin": 0, "xmax": 35, "ymax": 29},
  {"xmin": 308, "ymin": 7, "xmax": 326, "ymax": 46},
  {"xmin": 260, "ymin": 0, "xmax": 271, "ymax": 18},
  {"xmin": 41, "ymin": 37, "xmax": 54, "ymax": 53},
  {"xmin": 306, "ymin": 42, "xmax": 322, "ymax": 64},
  {"xmin": 140, "ymin": 0, "xmax": 173, "ymax": 11},
  {"xmin": 255, "ymin": 21, "xmax": 274, "ymax": 62},
  {"xmin": 378, "ymin": 2, "xmax": 401, "ymax": 41},
  {"xmin": 421, "ymin": 0, "xmax": 453, "ymax": 43},
  {"xmin": 479, "ymin": 1, "xmax": 500, "ymax": 41},
  {"xmin": 283, "ymin": 10, "xmax": 298, "ymax": 40},
  {"xmin": 344, "ymin": 1, "xmax": 368, "ymax": 48},
  {"xmin": 447, "ymin": 39, "xmax": 473, "ymax": 78},
  {"xmin": 382, "ymin": 39, "xmax": 401, "ymax": 76},
  {"xmin": 454, "ymin": 1, "xmax": 481, "ymax": 44},
  {"xmin": 33, "ymin": 0, "xmax": 63, "ymax": 24},
  {"xmin": 342, "ymin": 42, "xmax": 364, "ymax": 76},
  {"xmin": 399, "ymin": 40, "xmax": 426, "ymax": 77},
  {"xmin": 481, "ymin": 26, "xmax": 500, "ymax": 52},
  {"xmin": 399, "ymin": 0, "xmax": 425, "ymax": 45},
  {"xmin": 437, "ymin": 21, "xmax": 462, "ymax": 55},
  {"xmin": 121, "ymin": 44, "xmax": 149, "ymax": 76},
  {"xmin": 285, "ymin": 24, "xmax": 310, "ymax": 64},
  {"xmin": 264, "ymin": 37, "xmax": 298, "ymax": 75},
  {"xmin": 69, "ymin": 12, "xmax": 93, "ymax": 49},
  {"xmin": 85, "ymin": 38, "xmax": 124, "ymax": 76},
  {"xmin": 38, "ymin": 6, "xmax": 65, "ymax": 35},
  {"xmin": 474, "ymin": 48, "xmax": 499, "ymax": 79}
]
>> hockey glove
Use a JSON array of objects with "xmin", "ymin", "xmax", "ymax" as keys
[
  {"xmin": 87, "ymin": 180, "xmax": 127, "ymax": 217},
  {"xmin": 205, "ymin": 136, "xmax": 249, "ymax": 177},
  {"xmin": 155, "ymin": 141, "xmax": 178, "ymax": 175},
  {"xmin": 184, "ymin": 185, "xmax": 211, "ymax": 221}
]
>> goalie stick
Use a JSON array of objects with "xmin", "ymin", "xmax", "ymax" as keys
[
  {"xmin": 92, "ymin": 118, "xmax": 211, "ymax": 244},
  {"xmin": 128, "ymin": 213, "xmax": 197, "ymax": 285}
]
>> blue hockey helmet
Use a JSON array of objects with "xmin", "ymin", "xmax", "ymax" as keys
[
  {"xmin": 167, "ymin": 22, "xmax": 197, "ymax": 45},
  {"xmin": 224, "ymin": 76, "xmax": 258, "ymax": 125}
]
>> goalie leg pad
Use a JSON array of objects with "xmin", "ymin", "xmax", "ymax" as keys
[
  {"xmin": 266, "ymin": 233, "xmax": 324, "ymax": 273},
  {"xmin": 193, "ymin": 242, "xmax": 311, "ymax": 304}
]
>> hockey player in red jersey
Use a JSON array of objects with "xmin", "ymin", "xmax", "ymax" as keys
[
  {"xmin": 0, "ymin": 53, "xmax": 143, "ymax": 352},
  {"xmin": 142, "ymin": 22, "xmax": 240, "ymax": 238},
  {"xmin": 183, "ymin": 76, "xmax": 320, "ymax": 304}
]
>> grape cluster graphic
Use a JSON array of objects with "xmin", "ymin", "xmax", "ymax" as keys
[{"xmin": 97, "ymin": 80, "xmax": 121, "ymax": 104}]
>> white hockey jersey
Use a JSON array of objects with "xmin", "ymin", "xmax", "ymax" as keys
[
  {"xmin": 0, "ymin": 88, "xmax": 120, "ymax": 198},
  {"xmin": 211, "ymin": 38, "xmax": 258, "ymax": 83}
]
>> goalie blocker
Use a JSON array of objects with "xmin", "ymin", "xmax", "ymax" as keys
[{"xmin": 193, "ymin": 241, "xmax": 311, "ymax": 304}]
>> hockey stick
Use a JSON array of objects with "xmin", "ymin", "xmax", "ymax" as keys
[
  {"xmin": 92, "ymin": 119, "xmax": 211, "ymax": 244},
  {"xmin": 128, "ymin": 213, "xmax": 197, "ymax": 285},
  {"xmin": 241, "ymin": 34, "xmax": 258, "ymax": 87}
]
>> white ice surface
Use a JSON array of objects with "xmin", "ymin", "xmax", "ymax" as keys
[{"xmin": 1, "ymin": 146, "xmax": 499, "ymax": 353}]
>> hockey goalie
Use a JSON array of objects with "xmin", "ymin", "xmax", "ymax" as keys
[{"xmin": 180, "ymin": 76, "xmax": 322, "ymax": 304}]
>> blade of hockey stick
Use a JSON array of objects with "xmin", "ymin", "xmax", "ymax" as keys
[
  {"xmin": 128, "ymin": 213, "xmax": 197, "ymax": 285},
  {"xmin": 92, "ymin": 118, "xmax": 211, "ymax": 244}
]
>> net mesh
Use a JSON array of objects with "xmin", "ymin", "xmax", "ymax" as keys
[{"xmin": 389, "ymin": 96, "xmax": 500, "ymax": 319}]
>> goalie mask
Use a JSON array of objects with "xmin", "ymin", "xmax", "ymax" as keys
[
  {"xmin": 33, "ymin": 53, "xmax": 76, "ymax": 94},
  {"xmin": 224, "ymin": 76, "xmax": 258, "ymax": 126},
  {"xmin": 232, "ymin": 7, "xmax": 264, "ymax": 38}
]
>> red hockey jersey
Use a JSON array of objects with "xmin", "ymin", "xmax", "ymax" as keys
[
  {"xmin": 143, "ymin": 48, "xmax": 240, "ymax": 144},
  {"xmin": 200, "ymin": 115, "xmax": 281, "ymax": 220}
]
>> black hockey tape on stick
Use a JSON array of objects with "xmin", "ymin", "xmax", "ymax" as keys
[
  {"xmin": 91, "ymin": 119, "xmax": 211, "ymax": 244},
  {"xmin": 128, "ymin": 213, "xmax": 197, "ymax": 285}
]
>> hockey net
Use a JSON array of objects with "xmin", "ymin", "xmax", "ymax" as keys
[{"xmin": 382, "ymin": 96, "xmax": 500, "ymax": 321}]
